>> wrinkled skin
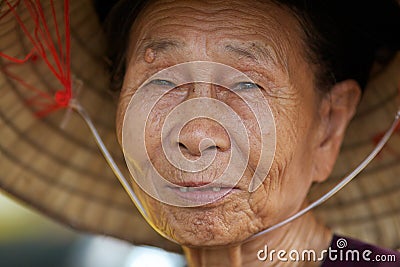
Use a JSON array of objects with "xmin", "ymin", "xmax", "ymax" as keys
[{"xmin": 116, "ymin": 0, "xmax": 361, "ymax": 266}]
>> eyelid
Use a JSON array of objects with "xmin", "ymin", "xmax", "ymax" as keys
[
  {"xmin": 147, "ymin": 79, "xmax": 177, "ymax": 87},
  {"xmin": 231, "ymin": 81, "xmax": 261, "ymax": 91}
]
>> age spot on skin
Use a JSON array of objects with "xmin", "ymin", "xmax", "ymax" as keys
[{"xmin": 144, "ymin": 47, "xmax": 156, "ymax": 63}]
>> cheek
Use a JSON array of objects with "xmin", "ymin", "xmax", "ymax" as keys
[
  {"xmin": 116, "ymin": 62, "xmax": 168, "ymax": 141},
  {"xmin": 143, "ymin": 89, "xmax": 188, "ymax": 155},
  {"xmin": 221, "ymin": 93, "xmax": 264, "ymax": 172},
  {"xmin": 247, "ymin": 93, "xmax": 319, "ymax": 223}
]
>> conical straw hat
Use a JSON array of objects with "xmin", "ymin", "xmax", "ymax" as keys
[{"xmin": 0, "ymin": 0, "xmax": 399, "ymax": 251}]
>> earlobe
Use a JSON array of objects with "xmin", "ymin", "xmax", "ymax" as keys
[{"xmin": 313, "ymin": 79, "xmax": 361, "ymax": 183}]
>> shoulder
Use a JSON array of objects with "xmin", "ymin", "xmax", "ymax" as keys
[{"xmin": 321, "ymin": 234, "xmax": 400, "ymax": 267}]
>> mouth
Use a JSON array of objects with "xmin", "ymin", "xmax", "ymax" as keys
[
  {"xmin": 176, "ymin": 186, "xmax": 227, "ymax": 192},
  {"xmin": 166, "ymin": 182, "xmax": 239, "ymax": 205}
]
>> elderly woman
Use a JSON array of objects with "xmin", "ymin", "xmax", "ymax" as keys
[
  {"xmin": 96, "ymin": 0, "xmax": 400, "ymax": 266},
  {"xmin": 0, "ymin": 0, "xmax": 399, "ymax": 266}
]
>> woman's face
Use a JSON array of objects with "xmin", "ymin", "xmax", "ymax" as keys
[{"xmin": 116, "ymin": 0, "xmax": 345, "ymax": 246}]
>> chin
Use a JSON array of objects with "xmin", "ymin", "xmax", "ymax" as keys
[{"xmin": 142, "ymin": 192, "xmax": 261, "ymax": 247}]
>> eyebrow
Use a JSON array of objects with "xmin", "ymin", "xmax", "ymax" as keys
[
  {"xmin": 137, "ymin": 38, "xmax": 287, "ymax": 72},
  {"xmin": 139, "ymin": 38, "xmax": 183, "ymax": 54},
  {"xmin": 224, "ymin": 42, "xmax": 287, "ymax": 72}
]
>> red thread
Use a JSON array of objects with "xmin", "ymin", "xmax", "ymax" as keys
[
  {"xmin": 0, "ymin": 0, "xmax": 72, "ymax": 117},
  {"xmin": 0, "ymin": 0, "xmax": 20, "ymax": 20},
  {"xmin": 55, "ymin": 90, "xmax": 69, "ymax": 107},
  {"xmin": 31, "ymin": 53, "xmax": 38, "ymax": 62}
]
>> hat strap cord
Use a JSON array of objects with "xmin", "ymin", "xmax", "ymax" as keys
[{"xmin": 246, "ymin": 108, "xmax": 400, "ymax": 242}]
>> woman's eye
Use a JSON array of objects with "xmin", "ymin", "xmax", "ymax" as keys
[
  {"xmin": 149, "ymin": 79, "xmax": 176, "ymax": 87},
  {"xmin": 232, "ymin": 82, "xmax": 260, "ymax": 91}
]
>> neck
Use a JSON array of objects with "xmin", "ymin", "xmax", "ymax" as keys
[{"xmin": 182, "ymin": 211, "xmax": 332, "ymax": 267}]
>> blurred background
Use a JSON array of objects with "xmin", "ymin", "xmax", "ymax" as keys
[{"xmin": 0, "ymin": 191, "xmax": 186, "ymax": 267}]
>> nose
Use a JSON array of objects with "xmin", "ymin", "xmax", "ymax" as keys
[{"xmin": 178, "ymin": 118, "xmax": 230, "ymax": 157}]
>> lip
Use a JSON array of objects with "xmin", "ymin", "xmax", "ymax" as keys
[{"xmin": 166, "ymin": 183, "xmax": 239, "ymax": 205}]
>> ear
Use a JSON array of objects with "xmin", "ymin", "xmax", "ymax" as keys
[{"xmin": 312, "ymin": 79, "xmax": 361, "ymax": 183}]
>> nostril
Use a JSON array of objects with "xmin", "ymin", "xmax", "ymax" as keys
[
  {"xmin": 178, "ymin": 142, "xmax": 196, "ymax": 155},
  {"xmin": 178, "ymin": 141, "xmax": 201, "ymax": 158},
  {"xmin": 178, "ymin": 142, "xmax": 187, "ymax": 150},
  {"xmin": 198, "ymin": 138, "xmax": 219, "ymax": 153}
]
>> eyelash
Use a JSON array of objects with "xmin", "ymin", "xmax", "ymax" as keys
[
  {"xmin": 149, "ymin": 79, "xmax": 177, "ymax": 87},
  {"xmin": 231, "ymin": 82, "xmax": 260, "ymax": 91}
]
